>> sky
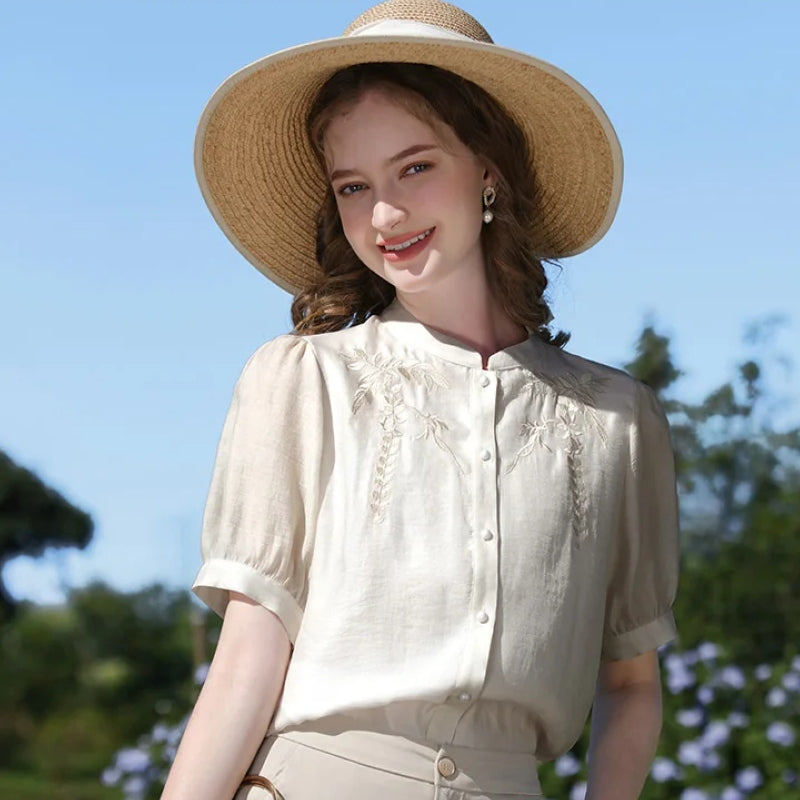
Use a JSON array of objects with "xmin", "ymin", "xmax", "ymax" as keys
[{"xmin": 2, "ymin": 1, "xmax": 799, "ymax": 605}]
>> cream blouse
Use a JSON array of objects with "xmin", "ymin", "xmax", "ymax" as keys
[{"xmin": 193, "ymin": 299, "xmax": 680, "ymax": 762}]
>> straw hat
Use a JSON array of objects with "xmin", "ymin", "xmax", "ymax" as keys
[{"xmin": 195, "ymin": 0, "xmax": 623, "ymax": 294}]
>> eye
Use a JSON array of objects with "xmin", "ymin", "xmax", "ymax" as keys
[
  {"xmin": 403, "ymin": 162, "xmax": 431, "ymax": 177},
  {"xmin": 336, "ymin": 182, "xmax": 366, "ymax": 197}
]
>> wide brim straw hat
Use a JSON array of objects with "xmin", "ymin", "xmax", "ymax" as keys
[{"xmin": 195, "ymin": 0, "xmax": 623, "ymax": 295}]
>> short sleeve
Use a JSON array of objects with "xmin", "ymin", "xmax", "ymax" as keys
[
  {"xmin": 602, "ymin": 381, "xmax": 681, "ymax": 661},
  {"xmin": 192, "ymin": 334, "xmax": 330, "ymax": 644}
]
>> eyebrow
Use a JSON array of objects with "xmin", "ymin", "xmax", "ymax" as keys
[{"xmin": 329, "ymin": 143, "xmax": 439, "ymax": 183}]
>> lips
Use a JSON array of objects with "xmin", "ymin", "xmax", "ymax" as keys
[
  {"xmin": 378, "ymin": 227, "xmax": 436, "ymax": 264},
  {"xmin": 378, "ymin": 227, "xmax": 435, "ymax": 251}
]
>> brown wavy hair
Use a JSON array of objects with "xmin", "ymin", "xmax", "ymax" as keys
[{"xmin": 292, "ymin": 62, "xmax": 568, "ymax": 347}]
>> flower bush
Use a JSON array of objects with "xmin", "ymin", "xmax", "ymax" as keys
[
  {"xmin": 539, "ymin": 647, "xmax": 800, "ymax": 800},
  {"xmin": 104, "ymin": 650, "xmax": 800, "ymax": 800}
]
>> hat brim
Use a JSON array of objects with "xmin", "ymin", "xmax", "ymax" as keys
[{"xmin": 195, "ymin": 34, "xmax": 623, "ymax": 294}]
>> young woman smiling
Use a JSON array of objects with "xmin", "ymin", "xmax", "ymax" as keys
[{"xmin": 162, "ymin": 2, "xmax": 680, "ymax": 799}]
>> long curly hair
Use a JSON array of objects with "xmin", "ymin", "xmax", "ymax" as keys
[{"xmin": 292, "ymin": 62, "xmax": 568, "ymax": 347}]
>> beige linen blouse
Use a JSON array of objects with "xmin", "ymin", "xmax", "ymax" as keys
[{"xmin": 193, "ymin": 299, "xmax": 680, "ymax": 762}]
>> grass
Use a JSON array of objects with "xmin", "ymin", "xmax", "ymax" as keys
[{"xmin": 0, "ymin": 769, "xmax": 122, "ymax": 800}]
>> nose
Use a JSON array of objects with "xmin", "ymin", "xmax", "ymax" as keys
[{"xmin": 371, "ymin": 198, "xmax": 408, "ymax": 232}]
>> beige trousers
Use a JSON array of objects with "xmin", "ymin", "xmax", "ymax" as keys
[{"xmin": 235, "ymin": 725, "xmax": 543, "ymax": 800}]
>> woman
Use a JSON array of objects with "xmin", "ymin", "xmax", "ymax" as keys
[{"xmin": 162, "ymin": 2, "xmax": 680, "ymax": 799}]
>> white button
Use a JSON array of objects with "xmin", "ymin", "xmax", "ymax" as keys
[
  {"xmin": 458, "ymin": 691, "xmax": 471, "ymax": 703},
  {"xmin": 437, "ymin": 756, "xmax": 457, "ymax": 778},
  {"xmin": 480, "ymin": 449, "xmax": 491, "ymax": 461},
  {"xmin": 480, "ymin": 374, "xmax": 491, "ymax": 387},
  {"xmin": 483, "ymin": 529, "xmax": 494, "ymax": 541},
  {"xmin": 477, "ymin": 610, "xmax": 489, "ymax": 624}
]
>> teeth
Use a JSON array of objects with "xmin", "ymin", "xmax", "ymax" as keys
[{"xmin": 383, "ymin": 229, "xmax": 432, "ymax": 251}]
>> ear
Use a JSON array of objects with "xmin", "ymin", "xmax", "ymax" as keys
[{"xmin": 481, "ymin": 164, "xmax": 498, "ymax": 189}]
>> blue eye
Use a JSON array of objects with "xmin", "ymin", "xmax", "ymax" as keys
[
  {"xmin": 404, "ymin": 162, "xmax": 431, "ymax": 176},
  {"xmin": 337, "ymin": 183, "xmax": 365, "ymax": 197}
]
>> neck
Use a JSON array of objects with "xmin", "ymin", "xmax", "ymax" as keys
[{"xmin": 395, "ymin": 274, "xmax": 528, "ymax": 368}]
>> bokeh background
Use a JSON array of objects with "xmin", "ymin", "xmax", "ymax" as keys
[{"xmin": 1, "ymin": 2, "xmax": 798, "ymax": 798}]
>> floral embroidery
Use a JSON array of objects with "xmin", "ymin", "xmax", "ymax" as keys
[
  {"xmin": 409, "ymin": 408, "xmax": 466, "ymax": 476},
  {"xmin": 342, "ymin": 349, "xmax": 464, "ymax": 521},
  {"xmin": 506, "ymin": 371, "xmax": 608, "ymax": 546}
]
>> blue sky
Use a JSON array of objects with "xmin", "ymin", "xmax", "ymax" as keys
[{"xmin": 2, "ymin": 1, "xmax": 799, "ymax": 604}]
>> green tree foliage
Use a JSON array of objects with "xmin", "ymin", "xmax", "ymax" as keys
[
  {"xmin": 0, "ymin": 450, "xmax": 93, "ymax": 619},
  {"xmin": 625, "ymin": 321, "xmax": 800, "ymax": 665},
  {"xmin": 0, "ymin": 582, "xmax": 214, "ymax": 779}
]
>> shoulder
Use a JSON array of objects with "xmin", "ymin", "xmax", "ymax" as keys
[
  {"xmin": 528, "ymin": 341, "xmax": 665, "ymax": 425},
  {"xmin": 239, "ymin": 318, "xmax": 381, "ymax": 387},
  {"xmin": 252, "ymin": 317, "xmax": 382, "ymax": 368}
]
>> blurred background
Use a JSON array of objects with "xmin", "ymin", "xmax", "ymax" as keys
[{"xmin": 1, "ymin": 1, "xmax": 798, "ymax": 798}]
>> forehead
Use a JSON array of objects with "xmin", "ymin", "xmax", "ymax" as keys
[{"xmin": 323, "ymin": 89, "xmax": 457, "ymax": 164}]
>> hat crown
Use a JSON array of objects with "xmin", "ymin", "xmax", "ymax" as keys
[{"xmin": 343, "ymin": 0, "xmax": 493, "ymax": 43}]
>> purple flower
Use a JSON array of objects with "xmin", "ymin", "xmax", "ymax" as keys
[
  {"xmin": 569, "ymin": 780, "xmax": 587, "ymax": 800},
  {"xmin": 697, "ymin": 685, "xmax": 715, "ymax": 705},
  {"xmin": 554, "ymin": 753, "xmax": 581, "ymax": 777},
  {"xmin": 720, "ymin": 788, "xmax": 745, "ymax": 800},
  {"xmin": 697, "ymin": 642, "xmax": 719, "ymax": 662},
  {"xmin": 665, "ymin": 653, "xmax": 697, "ymax": 694},
  {"xmin": 682, "ymin": 649, "xmax": 700, "ymax": 665},
  {"xmin": 651, "ymin": 757, "xmax": 680, "ymax": 783},
  {"xmin": 680, "ymin": 789, "xmax": 711, "ymax": 800},
  {"xmin": 664, "ymin": 653, "xmax": 687, "ymax": 671},
  {"xmin": 766, "ymin": 687, "xmax": 788, "ymax": 708},
  {"xmin": 754, "ymin": 664, "xmax": 772, "ymax": 681},
  {"xmin": 782, "ymin": 671, "xmax": 800, "ymax": 692},
  {"xmin": 122, "ymin": 774, "xmax": 148, "ymax": 799},
  {"xmin": 678, "ymin": 740, "xmax": 704, "ymax": 767},
  {"xmin": 701, "ymin": 720, "xmax": 730, "ymax": 748},
  {"xmin": 735, "ymin": 766, "xmax": 763, "ymax": 792},
  {"xmin": 194, "ymin": 662, "xmax": 210, "ymax": 686},
  {"xmin": 151, "ymin": 723, "xmax": 171, "ymax": 743},
  {"xmin": 783, "ymin": 769, "xmax": 798, "ymax": 786},
  {"xmin": 115, "ymin": 748, "xmax": 151, "ymax": 773},
  {"xmin": 727, "ymin": 711, "xmax": 749, "ymax": 728},
  {"xmin": 792, "ymin": 655, "xmax": 800, "ymax": 672},
  {"xmin": 766, "ymin": 721, "xmax": 796, "ymax": 747},
  {"xmin": 698, "ymin": 750, "xmax": 721, "ymax": 772},
  {"xmin": 101, "ymin": 767, "xmax": 122, "ymax": 786},
  {"xmin": 677, "ymin": 708, "xmax": 704, "ymax": 727},
  {"xmin": 718, "ymin": 665, "xmax": 746, "ymax": 690}
]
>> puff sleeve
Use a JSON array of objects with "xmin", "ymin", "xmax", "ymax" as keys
[
  {"xmin": 601, "ymin": 380, "xmax": 681, "ymax": 661},
  {"xmin": 192, "ymin": 334, "xmax": 330, "ymax": 644}
]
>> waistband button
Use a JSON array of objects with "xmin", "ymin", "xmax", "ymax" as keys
[{"xmin": 437, "ymin": 755, "xmax": 457, "ymax": 778}]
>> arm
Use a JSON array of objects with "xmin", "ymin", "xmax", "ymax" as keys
[
  {"xmin": 585, "ymin": 649, "xmax": 662, "ymax": 800},
  {"xmin": 161, "ymin": 592, "xmax": 291, "ymax": 800}
]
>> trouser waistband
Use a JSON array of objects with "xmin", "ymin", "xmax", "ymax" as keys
[{"xmin": 277, "ymin": 724, "xmax": 542, "ymax": 796}]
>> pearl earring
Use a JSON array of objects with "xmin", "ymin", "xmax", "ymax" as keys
[{"xmin": 482, "ymin": 185, "xmax": 497, "ymax": 224}]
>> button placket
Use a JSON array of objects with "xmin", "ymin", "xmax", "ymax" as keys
[
  {"xmin": 426, "ymin": 369, "xmax": 501, "ymax": 745},
  {"xmin": 462, "ymin": 370, "xmax": 501, "ymax": 716}
]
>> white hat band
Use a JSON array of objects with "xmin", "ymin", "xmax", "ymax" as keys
[{"xmin": 348, "ymin": 19, "xmax": 477, "ymax": 42}]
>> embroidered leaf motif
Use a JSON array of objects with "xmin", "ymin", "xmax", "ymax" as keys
[
  {"xmin": 410, "ymin": 408, "xmax": 466, "ymax": 475},
  {"xmin": 509, "ymin": 370, "xmax": 609, "ymax": 547},
  {"xmin": 342, "ymin": 349, "xmax": 461, "ymax": 522},
  {"xmin": 504, "ymin": 420, "xmax": 555, "ymax": 473}
]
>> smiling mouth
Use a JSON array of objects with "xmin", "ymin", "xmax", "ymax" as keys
[{"xmin": 379, "ymin": 228, "xmax": 434, "ymax": 252}]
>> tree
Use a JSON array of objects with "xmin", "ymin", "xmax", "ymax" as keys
[
  {"xmin": 0, "ymin": 450, "xmax": 93, "ymax": 620},
  {"xmin": 625, "ymin": 321, "xmax": 800, "ymax": 664}
]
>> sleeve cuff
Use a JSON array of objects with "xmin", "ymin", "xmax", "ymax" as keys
[
  {"xmin": 602, "ymin": 609, "xmax": 677, "ymax": 662},
  {"xmin": 192, "ymin": 559, "xmax": 304, "ymax": 644}
]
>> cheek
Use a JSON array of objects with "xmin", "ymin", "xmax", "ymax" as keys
[{"xmin": 337, "ymin": 203, "xmax": 375, "ymax": 259}]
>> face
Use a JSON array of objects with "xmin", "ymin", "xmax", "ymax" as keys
[{"xmin": 323, "ymin": 90, "xmax": 493, "ymax": 299}]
